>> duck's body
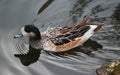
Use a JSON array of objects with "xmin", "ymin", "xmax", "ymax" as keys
[
  {"xmin": 41, "ymin": 24, "xmax": 102, "ymax": 52},
  {"xmin": 14, "ymin": 15, "xmax": 103, "ymax": 52}
]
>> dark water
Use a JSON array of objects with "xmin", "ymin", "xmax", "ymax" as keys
[{"xmin": 0, "ymin": 0, "xmax": 120, "ymax": 75}]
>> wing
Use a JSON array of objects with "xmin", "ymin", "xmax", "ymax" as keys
[
  {"xmin": 45, "ymin": 25, "xmax": 73, "ymax": 38},
  {"xmin": 45, "ymin": 15, "xmax": 89, "ymax": 38},
  {"xmin": 49, "ymin": 25, "xmax": 90, "ymax": 46}
]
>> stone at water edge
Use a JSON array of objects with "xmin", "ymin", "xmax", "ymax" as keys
[{"xmin": 96, "ymin": 60, "xmax": 120, "ymax": 75}]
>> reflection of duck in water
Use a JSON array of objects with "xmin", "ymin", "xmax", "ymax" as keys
[
  {"xmin": 14, "ymin": 15, "xmax": 103, "ymax": 52},
  {"xmin": 14, "ymin": 45, "xmax": 41, "ymax": 66}
]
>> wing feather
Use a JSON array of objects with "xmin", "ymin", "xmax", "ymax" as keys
[{"xmin": 49, "ymin": 25, "xmax": 90, "ymax": 46}]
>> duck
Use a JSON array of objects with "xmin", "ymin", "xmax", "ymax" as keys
[{"xmin": 14, "ymin": 15, "xmax": 104, "ymax": 52}]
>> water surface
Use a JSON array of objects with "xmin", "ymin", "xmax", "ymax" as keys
[{"xmin": 0, "ymin": 0, "xmax": 120, "ymax": 75}]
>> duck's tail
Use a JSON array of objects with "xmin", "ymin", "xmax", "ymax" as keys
[
  {"xmin": 77, "ymin": 15, "xmax": 89, "ymax": 26},
  {"xmin": 94, "ymin": 23, "xmax": 104, "ymax": 32},
  {"xmin": 79, "ymin": 23, "xmax": 104, "ymax": 45}
]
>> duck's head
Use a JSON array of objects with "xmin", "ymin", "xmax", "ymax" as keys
[{"xmin": 14, "ymin": 25, "xmax": 41, "ymax": 40}]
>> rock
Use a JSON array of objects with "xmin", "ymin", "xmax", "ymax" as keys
[
  {"xmin": 96, "ymin": 60, "xmax": 120, "ymax": 75},
  {"xmin": 113, "ymin": 63, "xmax": 120, "ymax": 75}
]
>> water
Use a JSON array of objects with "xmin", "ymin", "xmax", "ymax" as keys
[{"xmin": 0, "ymin": 0, "xmax": 120, "ymax": 75}]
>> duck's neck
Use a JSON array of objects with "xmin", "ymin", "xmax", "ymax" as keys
[
  {"xmin": 29, "ymin": 37, "xmax": 42, "ymax": 49},
  {"xmin": 30, "ymin": 37, "xmax": 41, "ymax": 41},
  {"xmin": 29, "ymin": 33, "xmax": 42, "ymax": 46},
  {"xmin": 30, "ymin": 31, "xmax": 41, "ymax": 40},
  {"xmin": 29, "ymin": 38, "xmax": 40, "ymax": 43}
]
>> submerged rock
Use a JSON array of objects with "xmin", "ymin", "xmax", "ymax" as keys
[{"xmin": 96, "ymin": 60, "xmax": 120, "ymax": 75}]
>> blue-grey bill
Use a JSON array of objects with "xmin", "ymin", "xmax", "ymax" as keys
[{"xmin": 14, "ymin": 33, "xmax": 23, "ymax": 38}]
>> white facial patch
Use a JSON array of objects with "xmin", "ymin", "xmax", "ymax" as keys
[
  {"xmin": 21, "ymin": 27, "xmax": 36, "ymax": 37},
  {"xmin": 29, "ymin": 32, "xmax": 35, "ymax": 37},
  {"xmin": 21, "ymin": 27, "xmax": 30, "ymax": 37}
]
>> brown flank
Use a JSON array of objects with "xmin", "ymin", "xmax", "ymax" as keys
[{"xmin": 55, "ymin": 39, "xmax": 81, "ymax": 52}]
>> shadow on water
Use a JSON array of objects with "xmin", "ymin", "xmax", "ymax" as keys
[
  {"xmin": 14, "ymin": 39, "xmax": 102, "ymax": 66},
  {"xmin": 14, "ymin": 46, "xmax": 41, "ymax": 66}
]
